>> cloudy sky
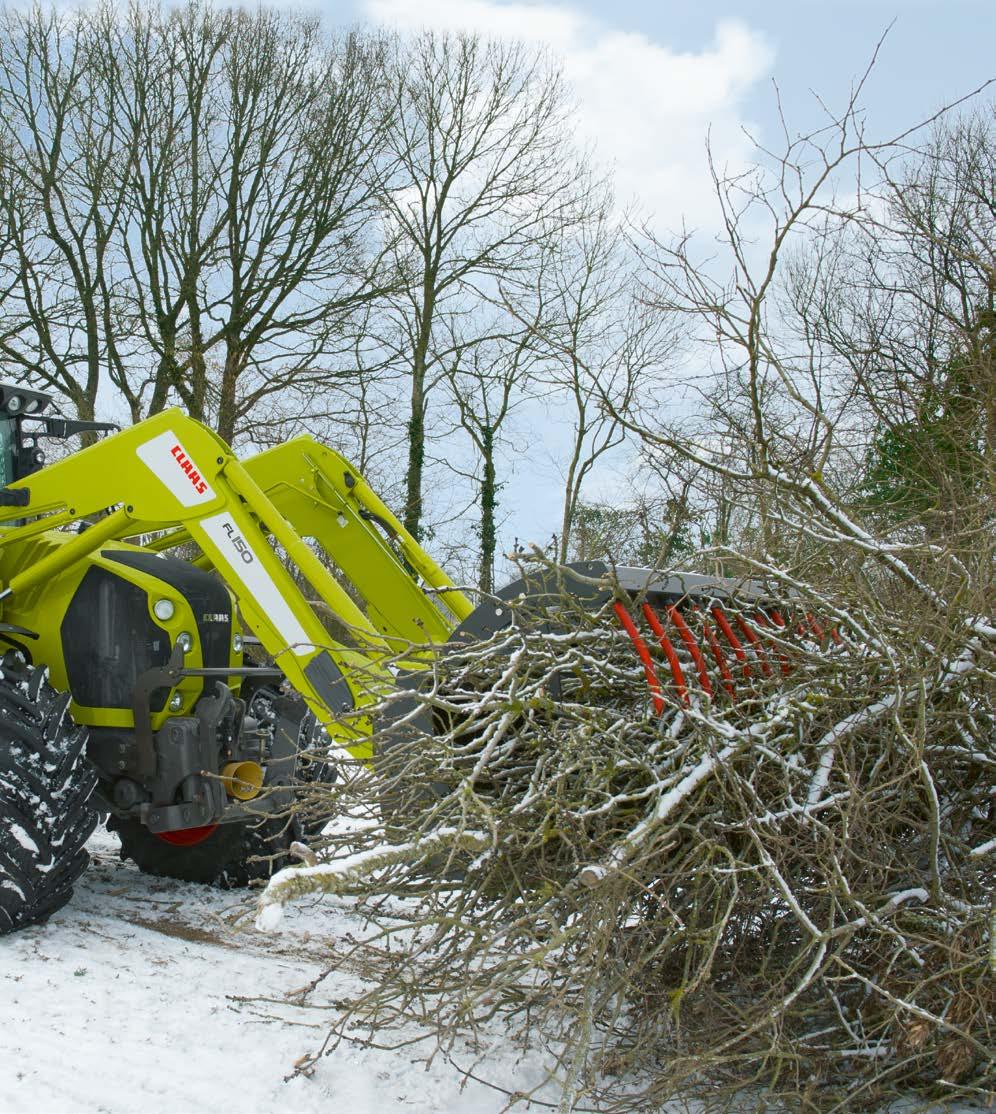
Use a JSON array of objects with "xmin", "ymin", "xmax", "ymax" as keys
[
  {"xmin": 344, "ymin": 0, "xmax": 993, "ymax": 233},
  {"xmin": 325, "ymin": 0, "xmax": 993, "ymax": 562}
]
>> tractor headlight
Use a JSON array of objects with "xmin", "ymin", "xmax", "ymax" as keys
[
  {"xmin": 6, "ymin": 394, "xmax": 22, "ymax": 413},
  {"xmin": 153, "ymin": 598, "xmax": 175, "ymax": 621},
  {"xmin": 176, "ymin": 631, "xmax": 193, "ymax": 653},
  {"xmin": 233, "ymin": 633, "xmax": 243, "ymax": 653},
  {"xmin": 169, "ymin": 693, "xmax": 184, "ymax": 711}
]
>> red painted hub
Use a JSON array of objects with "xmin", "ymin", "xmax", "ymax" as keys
[{"xmin": 155, "ymin": 823, "xmax": 218, "ymax": 847}]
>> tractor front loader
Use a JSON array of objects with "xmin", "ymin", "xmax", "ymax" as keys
[
  {"xmin": 0, "ymin": 382, "xmax": 810, "ymax": 935},
  {"xmin": 0, "ymin": 382, "xmax": 476, "ymax": 931}
]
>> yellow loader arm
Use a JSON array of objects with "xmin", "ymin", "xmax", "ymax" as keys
[{"xmin": 0, "ymin": 409, "xmax": 471, "ymax": 762}]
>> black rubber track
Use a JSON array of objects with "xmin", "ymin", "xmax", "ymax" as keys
[
  {"xmin": 110, "ymin": 693, "xmax": 336, "ymax": 888},
  {"xmin": 0, "ymin": 659, "xmax": 97, "ymax": 936}
]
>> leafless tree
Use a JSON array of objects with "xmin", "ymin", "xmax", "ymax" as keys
[
  {"xmin": 257, "ymin": 83, "xmax": 994, "ymax": 1114},
  {"xmin": 374, "ymin": 31, "xmax": 579, "ymax": 541},
  {"xmin": 0, "ymin": 2, "xmax": 395, "ymax": 440},
  {"xmin": 528, "ymin": 197, "xmax": 678, "ymax": 562},
  {"xmin": 780, "ymin": 106, "xmax": 995, "ymax": 542},
  {"xmin": 0, "ymin": 4, "xmax": 138, "ymax": 421},
  {"xmin": 118, "ymin": 3, "xmax": 395, "ymax": 442},
  {"xmin": 442, "ymin": 323, "xmax": 537, "ymax": 592}
]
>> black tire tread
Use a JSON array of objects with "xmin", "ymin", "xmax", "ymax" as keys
[
  {"xmin": 108, "ymin": 811, "xmax": 305, "ymax": 888},
  {"xmin": 0, "ymin": 660, "xmax": 96, "ymax": 935}
]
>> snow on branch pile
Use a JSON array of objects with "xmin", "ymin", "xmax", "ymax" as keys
[
  {"xmin": 259, "ymin": 554, "xmax": 994, "ymax": 1111},
  {"xmin": 255, "ymin": 97, "xmax": 996, "ymax": 1111}
]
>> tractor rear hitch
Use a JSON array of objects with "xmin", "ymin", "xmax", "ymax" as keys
[{"xmin": 132, "ymin": 640, "xmax": 283, "ymax": 778}]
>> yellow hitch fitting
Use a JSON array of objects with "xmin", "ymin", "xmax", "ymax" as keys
[{"xmin": 220, "ymin": 761, "xmax": 264, "ymax": 800}]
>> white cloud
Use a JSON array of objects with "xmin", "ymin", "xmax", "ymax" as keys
[{"xmin": 363, "ymin": 0, "xmax": 775, "ymax": 232}]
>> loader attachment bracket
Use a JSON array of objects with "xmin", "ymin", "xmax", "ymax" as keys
[
  {"xmin": 447, "ymin": 560, "xmax": 612, "ymax": 643},
  {"xmin": 303, "ymin": 651, "xmax": 355, "ymax": 716}
]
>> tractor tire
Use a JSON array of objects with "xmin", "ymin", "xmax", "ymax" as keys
[
  {"xmin": 109, "ymin": 691, "xmax": 336, "ymax": 889},
  {"xmin": 0, "ymin": 658, "xmax": 97, "ymax": 936},
  {"xmin": 107, "ymin": 812, "xmax": 304, "ymax": 888}
]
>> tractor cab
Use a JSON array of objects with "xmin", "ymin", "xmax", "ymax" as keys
[{"xmin": 0, "ymin": 382, "xmax": 117, "ymax": 491}]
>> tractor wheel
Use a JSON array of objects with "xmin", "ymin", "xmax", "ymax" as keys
[
  {"xmin": 109, "ymin": 692, "xmax": 336, "ymax": 889},
  {"xmin": 0, "ymin": 657, "xmax": 97, "ymax": 936},
  {"xmin": 107, "ymin": 813, "xmax": 303, "ymax": 888}
]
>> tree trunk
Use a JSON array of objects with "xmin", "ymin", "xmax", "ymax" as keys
[
  {"xmin": 187, "ymin": 299, "xmax": 208, "ymax": 423},
  {"xmin": 404, "ymin": 368, "xmax": 426, "ymax": 541},
  {"xmin": 404, "ymin": 285, "xmax": 435, "ymax": 541},
  {"xmin": 479, "ymin": 426, "xmax": 497, "ymax": 593},
  {"xmin": 148, "ymin": 334, "xmax": 176, "ymax": 417},
  {"xmin": 560, "ymin": 451, "xmax": 580, "ymax": 564},
  {"xmin": 217, "ymin": 340, "xmax": 241, "ymax": 443}
]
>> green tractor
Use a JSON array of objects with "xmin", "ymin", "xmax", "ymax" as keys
[{"xmin": 0, "ymin": 381, "xmax": 788, "ymax": 935}]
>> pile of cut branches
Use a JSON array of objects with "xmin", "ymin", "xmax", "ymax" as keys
[{"xmin": 260, "ymin": 557, "xmax": 994, "ymax": 1112}]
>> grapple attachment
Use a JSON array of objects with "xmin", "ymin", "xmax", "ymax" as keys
[
  {"xmin": 378, "ymin": 560, "xmax": 836, "ymax": 811},
  {"xmin": 444, "ymin": 561, "xmax": 836, "ymax": 712}
]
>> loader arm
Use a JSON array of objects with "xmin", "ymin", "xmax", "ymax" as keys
[
  {"xmin": 0, "ymin": 409, "xmax": 470, "ymax": 762},
  {"xmin": 134, "ymin": 437, "xmax": 473, "ymax": 652}
]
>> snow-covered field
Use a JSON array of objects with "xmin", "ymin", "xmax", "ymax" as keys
[
  {"xmin": 3, "ymin": 832, "xmax": 985, "ymax": 1114},
  {"xmin": 0, "ymin": 830, "xmax": 556, "ymax": 1114}
]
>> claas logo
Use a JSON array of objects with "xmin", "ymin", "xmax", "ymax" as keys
[{"xmin": 170, "ymin": 443, "xmax": 208, "ymax": 495}]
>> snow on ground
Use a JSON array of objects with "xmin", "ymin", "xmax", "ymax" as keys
[
  {"xmin": 4, "ymin": 832, "xmax": 984, "ymax": 1114},
  {"xmin": 0, "ymin": 829, "xmax": 555, "ymax": 1114}
]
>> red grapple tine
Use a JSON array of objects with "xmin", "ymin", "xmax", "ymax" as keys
[
  {"xmin": 614, "ymin": 601, "xmax": 665, "ymax": 715},
  {"xmin": 697, "ymin": 608, "xmax": 736, "ymax": 699},
  {"xmin": 735, "ymin": 614, "xmax": 772, "ymax": 678},
  {"xmin": 667, "ymin": 604, "xmax": 714, "ymax": 698},
  {"xmin": 711, "ymin": 605, "xmax": 752, "ymax": 680},
  {"xmin": 805, "ymin": 612, "xmax": 825, "ymax": 642},
  {"xmin": 642, "ymin": 603, "xmax": 689, "ymax": 706},
  {"xmin": 754, "ymin": 611, "xmax": 792, "ymax": 676}
]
